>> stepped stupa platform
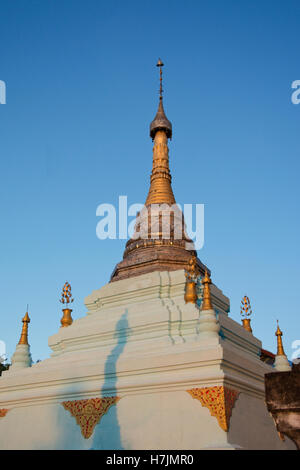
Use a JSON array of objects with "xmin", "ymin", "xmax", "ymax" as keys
[{"xmin": 0, "ymin": 270, "xmax": 295, "ymax": 449}]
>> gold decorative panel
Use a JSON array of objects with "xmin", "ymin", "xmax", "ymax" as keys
[
  {"xmin": 62, "ymin": 397, "xmax": 120, "ymax": 439},
  {"xmin": 187, "ymin": 386, "xmax": 239, "ymax": 431}
]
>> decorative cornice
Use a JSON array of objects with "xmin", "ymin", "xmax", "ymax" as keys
[
  {"xmin": 187, "ymin": 386, "xmax": 239, "ymax": 431},
  {"xmin": 0, "ymin": 409, "xmax": 9, "ymax": 418},
  {"xmin": 62, "ymin": 397, "xmax": 120, "ymax": 439}
]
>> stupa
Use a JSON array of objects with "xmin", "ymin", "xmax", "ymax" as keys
[{"xmin": 0, "ymin": 61, "xmax": 296, "ymax": 450}]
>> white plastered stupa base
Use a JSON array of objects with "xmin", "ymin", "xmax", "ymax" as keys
[
  {"xmin": 274, "ymin": 354, "xmax": 291, "ymax": 372},
  {"xmin": 0, "ymin": 270, "xmax": 296, "ymax": 450}
]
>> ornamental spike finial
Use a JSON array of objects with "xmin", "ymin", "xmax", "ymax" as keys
[
  {"xmin": 275, "ymin": 320, "xmax": 285, "ymax": 356},
  {"xmin": 240, "ymin": 295, "xmax": 253, "ymax": 333},
  {"xmin": 150, "ymin": 59, "xmax": 172, "ymax": 139},
  {"xmin": 157, "ymin": 58, "xmax": 164, "ymax": 100},
  {"xmin": 274, "ymin": 320, "xmax": 291, "ymax": 371},
  {"xmin": 18, "ymin": 307, "xmax": 30, "ymax": 345},
  {"xmin": 60, "ymin": 281, "xmax": 74, "ymax": 306},
  {"xmin": 201, "ymin": 269, "xmax": 213, "ymax": 311},
  {"xmin": 60, "ymin": 281, "xmax": 74, "ymax": 327}
]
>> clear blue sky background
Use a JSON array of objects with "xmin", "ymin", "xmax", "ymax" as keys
[{"xmin": 0, "ymin": 0, "xmax": 299, "ymax": 362}]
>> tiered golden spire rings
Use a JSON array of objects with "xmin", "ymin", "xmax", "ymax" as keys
[
  {"xmin": 18, "ymin": 308, "xmax": 30, "ymax": 345},
  {"xmin": 60, "ymin": 282, "xmax": 74, "ymax": 327},
  {"xmin": 275, "ymin": 320, "xmax": 285, "ymax": 356},
  {"xmin": 145, "ymin": 130, "xmax": 175, "ymax": 205},
  {"xmin": 184, "ymin": 255, "xmax": 199, "ymax": 304},
  {"xmin": 240, "ymin": 295, "xmax": 253, "ymax": 333},
  {"xmin": 201, "ymin": 270, "xmax": 213, "ymax": 311}
]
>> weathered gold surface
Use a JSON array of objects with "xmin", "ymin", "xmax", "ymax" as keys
[{"xmin": 18, "ymin": 311, "xmax": 30, "ymax": 345}]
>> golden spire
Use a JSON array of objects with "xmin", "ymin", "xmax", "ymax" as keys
[
  {"xmin": 240, "ymin": 295, "xmax": 253, "ymax": 333},
  {"xmin": 201, "ymin": 270, "xmax": 213, "ymax": 311},
  {"xmin": 60, "ymin": 282, "xmax": 74, "ymax": 327},
  {"xmin": 184, "ymin": 255, "xmax": 199, "ymax": 304},
  {"xmin": 18, "ymin": 308, "xmax": 30, "ymax": 345},
  {"xmin": 110, "ymin": 59, "xmax": 204, "ymax": 283},
  {"xmin": 146, "ymin": 59, "xmax": 175, "ymax": 206},
  {"xmin": 275, "ymin": 320, "xmax": 285, "ymax": 356}
]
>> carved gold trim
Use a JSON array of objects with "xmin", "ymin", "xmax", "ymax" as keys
[
  {"xmin": 187, "ymin": 386, "xmax": 239, "ymax": 431},
  {"xmin": 0, "ymin": 409, "xmax": 9, "ymax": 418},
  {"xmin": 62, "ymin": 397, "xmax": 120, "ymax": 439}
]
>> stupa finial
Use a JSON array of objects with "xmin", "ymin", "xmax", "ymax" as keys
[
  {"xmin": 60, "ymin": 281, "xmax": 74, "ymax": 306},
  {"xmin": 60, "ymin": 281, "xmax": 74, "ymax": 327},
  {"xmin": 184, "ymin": 254, "xmax": 199, "ymax": 304},
  {"xmin": 273, "ymin": 320, "xmax": 291, "ymax": 371},
  {"xmin": 240, "ymin": 295, "xmax": 253, "ymax": 333},
  {"xmin": 201, "ymin": 270, "xmax": 213, "ymax": 311},
  {"xmin": 9, "ymin": 306, "xmax": 32, "ymax": 371},
  {"xmin": 18, "ymin": 307, "xmax": 30, "ymax": 345},
  {"xmin": 150, "ymin": 58, "xmax": 172, "ymax": 139},
  {"xmin": 275, "ymin": 320, "xmax": 285, "ymax": 356},
  {"xmin": 157, "ymin": 58, "xmax": 164, "ymax": 100}
]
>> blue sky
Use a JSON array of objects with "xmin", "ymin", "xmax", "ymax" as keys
[{"xmin": 0, "ymin": 0, "xmax": 299, "ymax": 361}]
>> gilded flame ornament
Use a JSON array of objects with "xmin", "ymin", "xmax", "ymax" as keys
[
  {"xmin": 60, "ymin": 282, "xmax": 74, "ymax": 327},
  {"xmin": 240, "ymin": 295, "xmax": 253, "ymax": 333}
]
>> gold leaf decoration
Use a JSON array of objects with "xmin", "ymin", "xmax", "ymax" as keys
[
  {"xmin": 62, "ymin": 397, "xmax": 120, "ymax": 439},
  {"xmin": 187, "ymin": 386, "xmax": 239, "ymax": 431}
]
